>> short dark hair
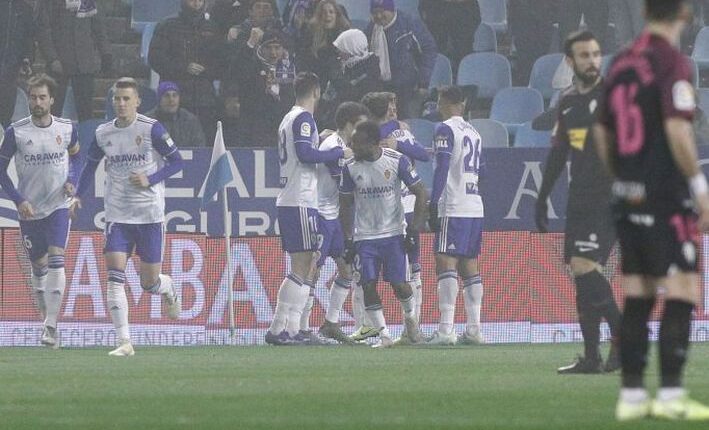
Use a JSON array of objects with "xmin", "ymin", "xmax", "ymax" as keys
[
  {"xmin": 360, "ymin": 92, "xmax": 395, "ymax": 120},
  {"xmin": 27, "ymin": 74, "xmax": 58, "ymax": 98},
  {"xmin": 113, "ymin": 77, "xmax": 140, "ymax": 94},
  {"xmin": 352, "ymin": 120, "xmax": 381, "ymax": 146},
  {"xmin": 645, "ymin": 0, "xmax": 688, "ymax": 22},
  {"xmin": 294, "ymin": 72, "xmax": 321, "ymax": 99},
  {"xmin": 335, "ymin": 102, "xmax": 370, "ymax": 130},
  {"xmin": 437, "ymin": 86, "xmax": 465, "ymax": 105},
  {"xmin": 564, "ymin": 30, "xmax": 598, "ymax": 58}
]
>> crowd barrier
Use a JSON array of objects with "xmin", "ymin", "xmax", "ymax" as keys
[{"xmin": 2, "ymin": 229, "xmax": 708, "ymax": 347}]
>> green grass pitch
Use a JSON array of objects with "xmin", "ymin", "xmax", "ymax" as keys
[{"xmin": 1, "ymin": 343, "xmax": 709, "ymax": 429}]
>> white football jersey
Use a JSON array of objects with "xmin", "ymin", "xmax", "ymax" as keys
[
  {"xmin": 90, "ymin": 114, "xmax": 176, "ymax": 223},
  {"xmin": 317, "ymin": 132, "xmax": 346, "ymax": 220},
  {"xmin": 0, "ymin": 116, "xmax": 78, "ymax": 220},
  {"xmin": 433, "ymin": 116, "xmax": 484, "ymax": 218},
  {"xmin": 341, "ymin": 148, "xmax": 421, "ymax": 241},
  {"xmin": 276, "ymin": 106, "xmax": 319, "ymax": 209}
]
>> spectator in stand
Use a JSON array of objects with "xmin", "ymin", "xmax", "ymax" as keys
[
  {"xmin": 37, "ymin": 0, "xmax": 111, "ymax": 122},
  {"xmin": 556, "ymin": 0, "xmax": 610, "ymax": 50},
  {"xmin": 296, "ymin": 0, "xmax": 350, "ymax": 87},
  {"xmin": 146, "ymin": 81, "xmax": 207, "ymax": 148},
  {"xmin": 281, "ymin": 0, "xmax": 319, "ymax": 37},
  {"xmin": 508, "ymin": 0, "xmax": 556, "ymax": 84},
  {"xmin": 218, "ymin": 83, "xmax": 246, "ymax": 147},
  {"xmin": 149, "ymin": 0, "xmax": 223, "ymax": 142},
  {"xmin": 419, "ymin": 0, "xmax": 480, "ymax": 75},
  {"xmin": 611, "ymin": 0, "xmax": 644, "ymax": 48},
  {"xmin": 367, "ymin": 0, "xmax": 437, "ymax": 119},
  {"xmin": 229, "ymin": 0, "xmax": 282, "ymax": 47},
  {"xmin": 0, "ymin": 0, "xmax": 35, "ymax": 127},
  {"xmin": 319, "ymin": 28, "xmax": 381, "ymax": 128},
  {"xmin": 232, "ymin": 30, "xmax": 295, "ymax": 146},
  {"xmin": 209, "ymin": 0, "xmax": 250, "ymax": 40}
]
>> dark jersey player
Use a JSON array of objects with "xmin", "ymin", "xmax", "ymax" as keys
[
  {"xmin": 594, "ymin": 0, "xmax": 709, "ymax": 421},
  {"xmin": 536, "ymin": 31, "xmax": 622, "ymax": 374}
]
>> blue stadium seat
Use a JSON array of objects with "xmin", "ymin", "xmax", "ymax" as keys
[
  {"xmin": 692, "ymin": 26, "xmax": 709, "ymax": 71},
  {"xmin": 405, "ymin": 118, "xmax": 436, "ymax": 148},
  {"xmin": 277, "ymin": 0, "xmax": 289, "ymax": 15},
  {"xmin": 11, "ymin": 88, "xmax": 29, "ymax": 123},
  {"xmin": 62, "ymin": 86, "xmax": 78, "ymax": 121},
  {"xmin": 457, "ymin": 53, "xmax": 511, "ymax": 99},
  {"xmin": 104, "ymin": 86, "xmax": 158, "ymax": 120},
  {"xmin": 429, "ymin": 54, "xmax": 453, "ymax": 90},
  {"xmin": 339, "ymin": 0, "xmax": 371, "ymax": 22},
  {"xmin": 473, "ymin": 22, "xmax": 497, "ymax": 53},
  {"xmin": 514, "ymin": 121, "xmax": 552, "ymax": 147},
  {"xmin": 549, "ymin": 90, "xmax": 562, "ymax": 109},
  {"xmin": 699, "ymin": 88, "xmax": 709, "ymax": 113},
  {"xmin": 490, "ymin": 87, "xmax": 544, "ymax": 136},
  {"xmin": 528, "ymin": 53, "xmax": 564, "ymax": 101},
  {"xmin": 688, "ymin": 56, "xmax": 700, "ymax": 87},
  {"xmin": 478, "ymin": 0, "xmax": 507, "ymax": 34},
  {"xmin": 141, "ymin": 22, "xmax": 157, "ymax": 66},
  {"xmin": 131, "ymin": 0, "xmax": 180, "ymax": 31},
  {"xmin": 469, "ymin": 118, "xmax": 509, "ymax": 148}
]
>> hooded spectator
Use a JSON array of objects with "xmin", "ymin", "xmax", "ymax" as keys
[{"xmin": 147, "ymin": 81, "xmax": 207, "ymax": 148}]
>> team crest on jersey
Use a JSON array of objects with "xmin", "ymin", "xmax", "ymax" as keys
[
  {"xmin": 384, "ymin": 170, "xmax": 391, "ymax": 179},
  {"xmin": 356, "ymin": 174, "xmax": 363, "ymax": 182},
  {"xmin": 301, "ymin": 122, "xmax": 312, "ymax": 137},
  {"xmin": 25, "ymin": 139, "xmax": 33, "ymax": 146},
  {"xmin": 135, "ymin": 135, "xmax": 143, "ymax": 146},
  {"xmin": 56, "ymin": 135, "xmax": 62, "ymax": 146}
]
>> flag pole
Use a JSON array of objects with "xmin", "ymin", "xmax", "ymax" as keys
[{"xmin": 217, "ymin": 122, "xmax": 236, "ymax": 342}]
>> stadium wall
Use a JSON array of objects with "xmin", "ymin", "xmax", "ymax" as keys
[{"xmin": 2, "ymin": 230, "xmax": 709, "ymax": 347}]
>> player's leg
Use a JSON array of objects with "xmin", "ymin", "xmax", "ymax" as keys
[
  {"xmin": 103, "ymin": 222, "xmax": 134, "ymax": 356},
  {"xmin": 267, "ymin": 207, "xmax": 319, "ymax": 344},
  {"xmin": 320, "ymin": 250, "xmax": 356, "ymax": 344},
  {"xmin": 42, "ymin": 209, "xmax": 72, "ymax": 348},
  {"xmin": 652, "ymin": 214, "xmax": 709, "ymax": 420},
  {"xmin": 288, "ymin": 250, "xmax": 319, "ymax": 339},
  {"xmin": 358, "ymin": 239, "xmax": 390, "ymax": 347},
  {"xmin": 427, "ymin": 251, "xmax": 458, "ymax": 346},
  {"xmin": 458, "ymin": 257, "xmax": 483, "ymax": 345},
  {"xmin": 405, "ymin": 212, "xmax": 423, "ymax": 322},
  {"xmin": 135, "ymin": 223, "xmax": 180, "ymax": 320},
  {"xmin": 20, "ymin": 219, "xmax": 48, "ymax": 322},
  {"xmin": 384, "ymin": 236, "xmax": 422, "ymax": 344}
]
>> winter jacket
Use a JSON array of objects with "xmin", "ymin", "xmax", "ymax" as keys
[
  {"xmin": 0, "ymin": 0, "xmax": 34, "ymax": 76},
  {"xmin": 37, "ymin": 0, "xmax": 108, "ymax": 76},
  {"xmin": 366, "ymin": 10, "xmax": 437, "ymax": 89},
  {"xmin": 146, "ymin": 107, "xmax": 207, "ymax": 148}
]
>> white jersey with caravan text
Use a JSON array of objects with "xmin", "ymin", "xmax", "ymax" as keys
[
  {"xmin": 317, "ymin": 132, "xmax": 346, "ymax": 220},
  {"xmin": 1, "ymin": 116, "xmax": 77, "ymax": 220},
  {"xmin": 276, "ymin": 106, "xmax": 319, "ymax": 209},
  {"xmin": 92, "ymin": 114, "xmax": 175, "ymax": 223},
  {"xmin": 434, "ymin": 116, "xmax": 484, "ymax": 218},
  {"xmin": 341, "ymin": 148, "xmax": 421, "ymax": 241}
]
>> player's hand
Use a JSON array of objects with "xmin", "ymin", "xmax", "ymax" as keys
[
  {"xmin": 380, "ymin": 137, "xmax": 397, "ymax": 150},
  {"xmin": 247, "ymin": 27, "xmax": 264, "ymax": 48},
  {"xmin": 227, "ymin": 26, "xmax": 240, "ymax": 42},
  {"xmin": 17, "ymin": 201, "xmax": 34, "ymax": 219},
  {"xmin": 535, "ymin": 198, "xmax": 549, "ymax": 233},
  {"xmin": 69, "ymin": 198, "xmax": 81, "ymax": 220},
  {"xmin": 403, "ymin": 227, "xmax": 418, "ymax": 253},
  {"xmin": 319, "ymin": 129, "xmax": 335, "ymax": 141},
  {"xmin": 399, "ymin": 121, "xmax": 410, "ymax": 131},
  {"xmin": 63, "ymin": 182, "xmax": 76, "ymax": 198},
  {"xmin": 428, "ymin": 206, "xmax": 440, "ymax": 232},
  {"xmin": 187, "ymin": 63, "xmax": 206, "ymax": 75},
  {"xmin": 129, "ymin": 172, "xmax": 150, "ymax": 188},
  {"xmin": 342, "ymin": 147, "xmax": 353, "ymax": 159},
  {"xmin": 343, "ymin": 238, "xmax": 356, "ymax": 264}
]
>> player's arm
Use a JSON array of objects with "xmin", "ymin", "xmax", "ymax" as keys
[
  {"xmin": 0, "ymin": 127, "xmax": 25, "ymax": 206},
  {"xmin": 293, "ymin": 116, "xmax": 347, "ymax": 164},
  {"xmin": 75, "ymin": 137, "xmax": 106, "ymax": 200},
  {"xmin": 338, "ymin": 165, "xmax": 355, "ymax": 240},
  {"xmin": 400, "ymin": 155, "xmax": 429, "ymax": 232},
  {"xmin": 395, "ymin": 128, "xmax": 431, "ymax": 162},
  {"xmin": 429, "ymin": 124, "xmax": 454, "ymax": 231},
  {"xmin": 131, "ymin": 124, "xmax": 185, "ymax": 188},
  {"xmin": 64, "ymin": 125, "xmax": 81, "ymax": 196},
  {"xmin": 592, "ymin": 122, "xmax": 614, "ymax": 176},
  {"xmin": 536, "ymin": 116, "xmax": 570, "ymax": 232}
]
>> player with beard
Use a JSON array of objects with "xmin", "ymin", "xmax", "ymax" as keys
[
  {"xmin": 0, "ymin": 74, "xmax": 81, "ymax": 349},
  {"xmin": 536, "ymin": 31, "xmax": 622, "ymax": 374}
]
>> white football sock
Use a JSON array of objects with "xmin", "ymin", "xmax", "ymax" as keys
[
  {"xmin": 412, "ymin": 277, "xmax": 423, "ymax": 321},
  {"xmin": 399, "ymin": 293, "xmax": 415, "ymax": 317},
  {"xmin": 620, "ymin": 388, "xmax": 649, "ymax": 404},
  {"xmin": 657, "ymin": 387, "xmax": 685, "ymax": 402},
  {"xmin": 325, "ymin": 278, "xmax": 350, "ymax": 324},
  {"xmin": 107, "ymin": 279, "xmax": 130, "ymax": 341},
  {"xmin": 299, "ymin": 287, "xmax": 315, "ymax": 331},
  {"xmin": 366, "ymin": 307, "xmax": 390, "ymax": 338},
  {"xmin": 268, "ymin": 274, "xmax": 303, "ymax": 335},
  {"xmin": 438, "ymin": 271, "xmax": 458, "ymax": 334},
  {"xmin": 352, "ymin": 283, "xmax": 368, "ymax": 329},
  {"xmin": 44, "ymin": 266, "xmax": 66, "ymax": 329},
  {"xmin": 286, "ymin": 282, "xmax": 311, "ymax": 336},
  {"xmin": 31, "ymin": 271, "xmax": 48, "ymax": 320},
  {"xmin": 463, "ymin": 275, "xmax": 483, "ymax": 331}
]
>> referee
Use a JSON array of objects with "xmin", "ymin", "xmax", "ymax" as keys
[{"xmin": 535, "ymin": 30, "xmax": 621, "ymax": 374}]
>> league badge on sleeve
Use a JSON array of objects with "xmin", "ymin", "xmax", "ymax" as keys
[
  {"xmin": 672, "ymin": 80, "xmax": 696, "ymax": 111},
  {"xmin": 301, "ymin": 122, "xmax": 312, "ymax": 138},
  {"xmin": 163, "ymin": 133, "xmax": 175, "ymax": 148}
]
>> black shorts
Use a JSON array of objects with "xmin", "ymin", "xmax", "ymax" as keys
[
  {"xmin": 564, "ymin": 208, "xmax": 616, "ymax": 265},
  {"xmin": 616, "ymin": 212, "xmax": 699, "ymax": 277}
]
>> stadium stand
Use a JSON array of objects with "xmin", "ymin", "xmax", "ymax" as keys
[
  {"xmin": 429, "ymin": 54, "xmax": 453, "ymax": 91},
  {"xmin": 528, "ymin": 53, "xmax": 564, "ymax": 101},
  {"xmin": 62, "ymin": 86, "xmax": 78, "ymax": 121},
  {"xmin": 11, "ymin": 88, "xmax": 29, "ymax": 123},
  {"xmin": 457, "ymin": 52, "xmax": 512, "ymax": 99},
  {"xmin": 478, "ymin": 0, "xmax": 507, "ymax": 34},
  {"xmin": 470, "ymin": 118, "xmax": 509, "ymax": 148},
  {"xmin": 473, "ymin": 22, "xmax": 498, "ymax": 53},
  {"xmin": 489, "ymin": 87, "xmax": 544, "ymax": 137},
  {"xmin": 131, "ymin": 0, "xmax": 180, "ymax": 31},
  {"xmin": 513, "ymin": 120, "xmax": 553, "ymax": 147},
  {"xmin": 692, "ymin": 26, "xmax": 709, "ymax": 72}
]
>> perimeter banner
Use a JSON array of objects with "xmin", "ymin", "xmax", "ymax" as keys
[{"xmin": 2, "ymin": 230, "xmax": 709, "ymax": 346}]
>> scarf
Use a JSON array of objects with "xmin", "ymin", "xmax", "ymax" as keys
[
  {"xmin": 65, "ymin": 0, "xmax": 96, "ymax": 18},
  {"xmin": 371, "ymin": 14, "xmax": 396, "ymax": 81},
  {"xmin": 333, "ymin": 29, "xmax": 374, "ymax": 70}
]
